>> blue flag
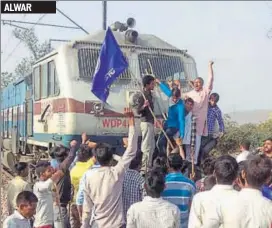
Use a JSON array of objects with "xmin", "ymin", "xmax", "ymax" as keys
[{"xmin": 91, "ymin": 27, "xmax": 129, "ymax": 102}]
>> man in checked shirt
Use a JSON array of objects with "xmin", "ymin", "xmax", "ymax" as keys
[{"xmin": 201, "ymin": 93, "xmax": 225, "ymax": 162}]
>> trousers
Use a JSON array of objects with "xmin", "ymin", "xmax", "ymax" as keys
[
  {"xmin": 53, "ymin": 205, "xmax": 70, "ymax": 228},
  {"xmin": 140, "ymin": 122, "xmax": 155, "ymax": 174},
  {"xmin": 199, "ymin": 135, "xmax": 218, "ymax": 162},
  {"xmin": 157, "ymin": 126, "xmax": 179, "ymax": 154}
]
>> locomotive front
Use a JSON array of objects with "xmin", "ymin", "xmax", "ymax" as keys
[{"xmin": 67, "ymin": 18, "xmax": 198, "ymax": 153}]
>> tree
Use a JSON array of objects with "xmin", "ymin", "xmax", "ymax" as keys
[
  {"xmin": 12, "ymin": 28, "xmax": 52, "ymax": 61},
  {"xmin": 13, "ymin": 28, "xmax": 52, "ymax": 78},
  {"xmin": 14, "ymin": 57, "xmax": 35, "ymax": 78},
  {"xmin": 1, "ymin": 72, "xmax": 18, "ymax": 88},
  {"xmin": 1, "ymin": 28, "xmax": 52, "ymax": 88}
]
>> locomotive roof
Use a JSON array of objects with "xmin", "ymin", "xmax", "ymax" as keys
[
  {"xmin": 34, "ymin": 29, "xmax": 192, "ymax": 64},
  {"xmin": 74, "ymin": 30, "xmax": 180, "ymax": 50}
]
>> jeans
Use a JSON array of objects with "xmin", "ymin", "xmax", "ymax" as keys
[
  {"xmin": 157, "ymin": 126, "xmax": 178, "ymax": 154},
  {"xmin": 200, "ymin": 135, "xmax": 218, "ymax": 163},
  {"xmin": 53, "ymin": 205, "xmax": 70, "ymax": 228},
  {"xmin": 70, "ymin": 204, "xmax": 81, "ymax": 228}
]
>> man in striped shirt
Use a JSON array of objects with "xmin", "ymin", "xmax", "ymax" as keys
[{"xmin": 162, "ymin": 153, "xmax": 196, "ymax": 228}]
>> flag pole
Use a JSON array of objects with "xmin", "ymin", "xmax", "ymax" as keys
[
  {"xmin": 145, "ymin": 60, "xmax": 176, "ymax": 151},
  {"xmin": 144, "ymin": 68, "xmax": 167, "ymax": 121},
  {"xmin": 146, "ymin": 59, "xmax": 168, "ymax": 121},
  {"xmin": 139, "ymin": 90, "xmax": 175, "ymax": 151}
]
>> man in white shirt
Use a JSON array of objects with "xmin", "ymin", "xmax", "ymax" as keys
[
  {"xmin": 236, "ymin": 140, "xmax": 250, "ymax": 163},
  {"xmin": 233, "ymin": 155, "xmax": 272, "ymax": 228},
  {"xmin": 81, "ymin": 109, "xmax": 138, "ymax": 228},
  {"xmin": 33, "ymin": 161, "xmax": 65, "ymax": 228},
  {"xmin": 127, "ymin": 169, "xmax": 180, "ymax": 228},
  {"xmin": 188, "ymin": 155, "xmax": 239, "ymax": 228},
  {"xmin": 4, "ymin": 191, "xmax": 38, "ymax": 228}
]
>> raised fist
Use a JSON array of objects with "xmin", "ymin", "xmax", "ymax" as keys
[
  {"xmin": 124, "ymin": 107, "xmax": 134, "ymax": 117},
  {"xmin": 70, "ymin": 140, "xmax": 78, "ymax": 147}
]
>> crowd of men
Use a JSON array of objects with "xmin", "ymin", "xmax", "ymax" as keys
[{"xmin": 3, "ymin": 61, "xmax": 272, "ymax": 228}]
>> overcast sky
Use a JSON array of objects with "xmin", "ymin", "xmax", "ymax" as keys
[{"xmin": 1, "ymin": 1, "xmax": 272, "ymax": 113}]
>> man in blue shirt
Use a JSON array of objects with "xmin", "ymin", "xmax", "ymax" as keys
[
  {"xmin": 262, "ymin": 184, "xmax": 272, "ymax": 200},
  {"xmin": 156, "ymin": 79, "xmax": 185, "ymax": 154},
  {"xmin": 162, "ymin": 153, "xmax": 196, "ymax": 228}
]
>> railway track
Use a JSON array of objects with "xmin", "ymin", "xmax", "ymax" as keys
[
  {"xmin": 1, "ymin": 165, "xmax": 15, "ymax": 181},
  {"xmin": 1, "ymin": 165, "xmax": 15, "ymax": 224}
]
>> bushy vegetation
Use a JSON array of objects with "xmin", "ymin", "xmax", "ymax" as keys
[{"xmin": 212, "ymin": 114, "xmax": 272, "ymax": 156}]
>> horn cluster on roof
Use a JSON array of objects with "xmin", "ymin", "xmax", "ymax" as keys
[{"xmin": 110, "ymin": 18, "xmax": 138, "ymax": 44}]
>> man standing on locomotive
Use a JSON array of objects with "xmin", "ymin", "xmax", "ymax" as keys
[
  {"xmin": 155, "ymin": 79, "xmax": 185, "ymax": 155},
  {"xmin": 183, "ymin": 61, "xmax": 215, "ymax": 165},
  {"xmin": 136, "ymin": 75, "xmax": 156, "ymax": 175}
]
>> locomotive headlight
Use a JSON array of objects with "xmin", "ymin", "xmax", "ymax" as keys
[
  {"xmin": 128, "ymin": 91, "xmax": 141, "ymax": 108},
  {"xmin": 93, "ymin": 103, "xmax": 103, "ymax": 112}
]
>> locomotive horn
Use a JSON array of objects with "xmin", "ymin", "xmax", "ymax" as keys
[
  {"xmin": 110, "ymin": 21, "xmax": 122, "ymax": 31},
  {"xmin": 126, "ymin": 18, "xmax": 136, "ymax": 28},
  {"xmin": 119, "ymin": 23, "xmax": 128, "ymax": 32},
  {"xmin": 125, "ymin": 29, "xmax": 138, "ymax": 43},
  {"xmin": 110, "ymin": 18, "xmax": 136, "ymax": 32}
]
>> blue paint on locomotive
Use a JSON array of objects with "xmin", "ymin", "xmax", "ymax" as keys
[{"xmin": 1, "ymin": 78, "xmax": 28, "ymax": 138}]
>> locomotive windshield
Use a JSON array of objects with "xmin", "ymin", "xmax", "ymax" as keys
[
  {"xmin": 78, "ymin": 48, "xmax": 100, "ymax": 80},
  {"xmin": 138, "ymin": 52, "xmax": 185, "ymax": 82},
  {"xmin": 77, "ymin": 48, "xmax": 186, "ymax": 86},
  {"xmin": 77, "ymin": 48, "xmax": 131, "ymax": 82}
]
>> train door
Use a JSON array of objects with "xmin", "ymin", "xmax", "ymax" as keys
[{"xmin": 26, "ymin": 90, "xmax": 33, "ymax": 137}]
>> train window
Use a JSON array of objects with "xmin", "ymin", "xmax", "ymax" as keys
[
  {"xmin": 48, "ymin": 61, "xmax": 54, "ymax": 96},
  {"xmin": 48, "ymin": 61, "xmax": 60, "ymax": 96},
  {"xmin": 34, "ymin": 66, "xmax": 41, "ymax": 101},
  {"xmin": 41, "ymin": 64, "xmax": 48, "ymax": 98},
  {"xmin": 54, "ymin": 68, "xmax": 60, "ymax": 95}
]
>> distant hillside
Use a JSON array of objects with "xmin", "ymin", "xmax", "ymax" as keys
[{"xmin": 227, "ymin": 110, "xmax": 271, "ymax": 125}]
